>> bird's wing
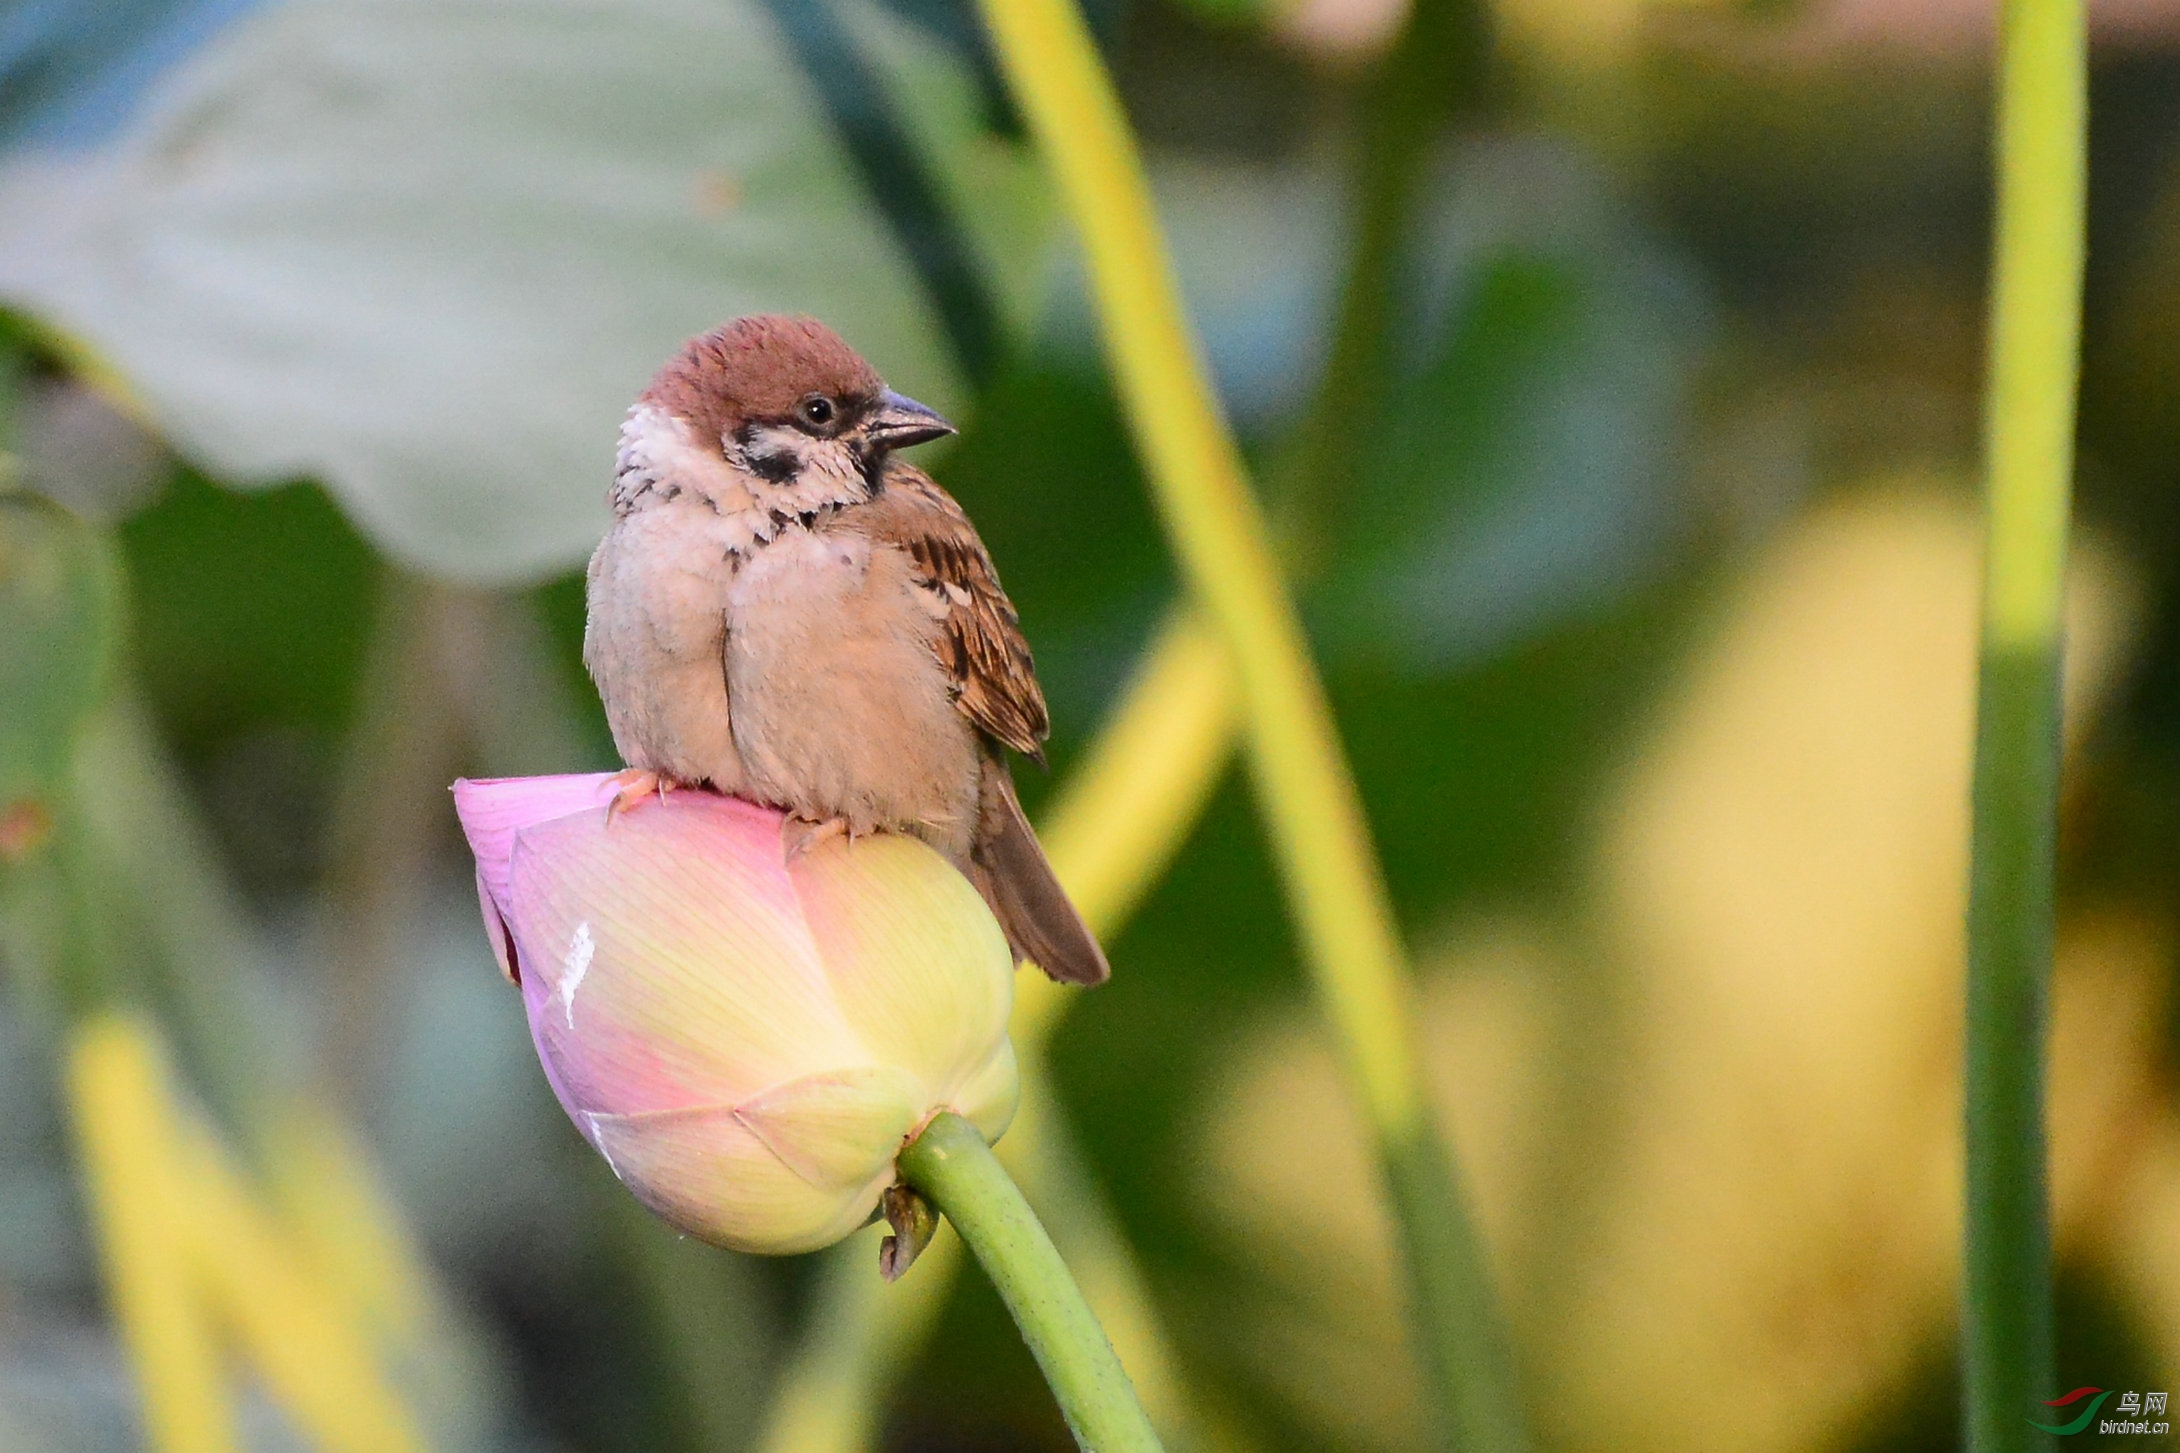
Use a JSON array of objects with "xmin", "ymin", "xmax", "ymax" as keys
[{"xmin": 876, "ymin": 464, "xmax": 1050, "ymax": 764}]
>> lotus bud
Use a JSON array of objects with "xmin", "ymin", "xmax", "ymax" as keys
[{"xmin": 451, "ymin": 774, "xmax": 1019, "ymax": 1255}]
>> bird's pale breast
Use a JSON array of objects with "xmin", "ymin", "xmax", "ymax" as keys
[
  {"xmin": 584, "ymin": 500, "xmax": 747, "ymax": 792},
  {"xmin": 723, "ymin": 524, "xmax": 981, "ymax": 855}
]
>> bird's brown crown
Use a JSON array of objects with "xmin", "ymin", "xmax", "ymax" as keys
[{"xmin": 643, "ymin": 315, "xmax": 884, "ymax": 445}]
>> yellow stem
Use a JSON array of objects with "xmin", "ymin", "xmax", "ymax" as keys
[
  {"xmin": 1980, "ymin": 0, "xmax": 2086, "ymax": 651},
  {"xmin": 66, "ymin": 1017, "xmax": 239, "ymax": 1453},
  {"xmin": 974, "ymin": 0, "xmax": 1423, "ymax": 1136},
  {"xmin": 1015, "ymin": 608, "xmax": 1240, "ymax": 1042},
  {"xmin": 969, "ymin": 7, "xmax": 1533, "ymax": 1446},
  {"xmin": 176, "ymin": 1115, "xmax": 428, "ymax": 1453},
  {"xmin": 264, "ymin": 1107, "xmax": 431, "ymax": 1356},
  {"xmin": 64, "ymin": 1013, "xmax": 428, "ymax": 1453},
  {"xmin": 74, "ymin": 702, "xmax": 464, "ymax": 1384}
]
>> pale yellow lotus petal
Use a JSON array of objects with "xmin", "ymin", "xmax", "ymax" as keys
[
  {"xmin": 588, "ymin": 1104, "xmax": 885, "ymax": 1256},
  {"xmin": 509, "ymin": 797, "xmax": 865, "ymax": 1112},
  {"xmin": 734, "ymin": 1067, "xmax": 925, "ymax": 1193},
  {"xmin": 789, "ymin": 832, "xmax": 1014, "ymax": 1100},
  {"xmin": 948, "ymin": 1037, "xmax": 1022, "ymax": 1144}
]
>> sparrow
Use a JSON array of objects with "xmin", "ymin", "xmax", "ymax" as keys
[{"xmin": 583, "ymin": 314, "xmax": 1110, "ymax": 986}]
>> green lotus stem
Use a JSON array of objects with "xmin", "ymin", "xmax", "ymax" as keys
[
  {"xmin": 972, "ymin": 0, "xmax": 1522, "ymax": 1445},
  {"xmin": 897, "ymin": 1112, "xmax": 1162, "ymax": 1453},
  {"xmin": 1964, "ymin": 1, "xmax": 2085, "ymax": 1449}
]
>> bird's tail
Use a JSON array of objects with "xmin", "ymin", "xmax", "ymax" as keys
[{"xmin": 970, "ymin": 760, "xmax": 1110, "ymax": 986}]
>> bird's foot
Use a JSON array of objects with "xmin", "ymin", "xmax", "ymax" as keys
[
  {"xmin": 782, "ymin": 813, "xmax": 853, "ymax": 860},
  {"xmin": 606, "ymin": 767, "xmax": 674, "ymax": 823}
]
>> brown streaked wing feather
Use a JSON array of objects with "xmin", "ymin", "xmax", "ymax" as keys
[{"xmin": 880, "ymin": 464, "xmax": 1049, "ymax": 763}]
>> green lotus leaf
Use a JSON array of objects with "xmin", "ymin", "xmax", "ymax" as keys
[{"xmin": 0, "ymin": 0, "xmax": 1046, "ymax": 583}]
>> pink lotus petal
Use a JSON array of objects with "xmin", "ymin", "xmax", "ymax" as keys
[
  {"xmin": 508, "ymin": 792, "xmax": 860, "ymax": 1112},
  {"xmin": 452, "ymin": 773, "xmax": 621, "ymax": 920},
  {"xmin": 473, "ymin": 867, "xmax": 519, "ymax": 983}
]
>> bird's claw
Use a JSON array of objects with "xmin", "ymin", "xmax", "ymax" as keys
[
  {"xmin": 782, "ymin": 814, "xmax": 852, "ymax": 860},
  {"xmin": 606, "ymin": 768, "xmax": 672, "ymax": 823}
]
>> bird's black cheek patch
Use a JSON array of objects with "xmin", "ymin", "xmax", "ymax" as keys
[
  {"xmin": 730, "ymin": 423, "xmax": 804, "ymax": 486},
  {"xmin": 747, "ymin": 445, "xmax": 802, "ymax": 485}
]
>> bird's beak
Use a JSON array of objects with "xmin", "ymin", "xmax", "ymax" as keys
[{"xmin": 864, "ymin": 390, "xmax": 956, "ymax": 450}]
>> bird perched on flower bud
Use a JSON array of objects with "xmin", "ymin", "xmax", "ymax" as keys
[{"xmin": 584, "ymin": 315, "xmax": 1109, "ymax": 985}]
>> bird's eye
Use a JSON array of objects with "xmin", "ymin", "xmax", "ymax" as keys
[{"xmin": 795, "ymin": 394, "xmax": 836, "ymax": 430}]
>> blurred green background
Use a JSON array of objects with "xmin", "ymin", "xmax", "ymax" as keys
[{"xmin": 0, "ymin": 0, "xmax": 2177, "ymax": 1449}]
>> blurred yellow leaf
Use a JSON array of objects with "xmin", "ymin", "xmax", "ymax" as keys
[{"xmin": 68, "ymin": 1014, "xmax": 426, "ymax": 1453}]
